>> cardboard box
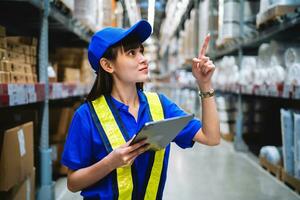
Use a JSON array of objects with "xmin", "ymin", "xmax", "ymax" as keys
[
  {"xmin": 0, "ymin": 37, "xmax": 7, "ymax": 49},
  {"xmin": 11, "ymin": 62, "xmax": 25, "ymax": 73},
  {"xmin": 0, "ymin": 168, "xmax": 35, "ymax": 200},
  {"xmin": 50, "ymin": 107, "xmax": 73, "ymax": 142},
  {"xmin": 33, "ymin": 74, "xmax": 37, "ymax": 83},
  {"xmin": 10, "ymin": 72, "xmax": 26, "ymax": 83},
  {"xmin": 0, "ymin": 72, "xmax": 10, "ymax": 84},
  {"xmin": 0, "ymin": 48, "xmax": 7, "ymax": 59},
  {"xmin": 30, "ymin": 46, "xmax": 36, "ymax": 56},
  {"xmin": 0, "ymin": 122, "xmax": 34, "ymax": 191},
  {"xmin": 6, "ymin": 37, "xmax": 37, "ymax": 46},
  {"xmin": 0, "ymin": 25, "xmax": 5, "ymax": 37},
  {"xmin": 26, "ymin": 74, "xmax": 34, "ymax": 83},
  {"xmin": 63, "ymin": 68, "xmax": 80, "ymax": 83},
  {"xmin": 24, "ymin": 64, "xmax": 32, "ymax": 74},
  {"xmin": 0, "ymin": 60, "xmax": 13, "ymax": 72}
]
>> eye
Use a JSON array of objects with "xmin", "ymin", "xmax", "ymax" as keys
[{"xmin": 128, "ymin": 50, "xmax": 136, "ymax": 56}]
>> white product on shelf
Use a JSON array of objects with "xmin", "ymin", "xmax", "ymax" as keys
[
  {"xmin": 244, "ymin": 0, "xmax": 260, "ymax": 20},
  {"xmin": 259, "ymin": 0, "xmax": 272, "ymax": 13},
  {"xmin": 272, "ymin": 0, "xmax": 300, "ymax": 6},
  {"xmin": 74, "ymin": 0, "xmax": 97, "ymax": 29},
  {"xmin": 258, "ymin": 43, "xmax": 272, "ymax": 68},
  {"xmin": 294, "ymin": 112, "xmax": 300, "ymax": 178},
  {"xmin": 218, "ymin": 0, "xmax": 241, "ymax": 42},
  {"xmin": 280, "ymin": 109, "xmax": 294, "ymax": 176},
  {"xmin": 223, "ymin": 0, "xmax": 240, "ymax": 22},
  {"xmin": 115, "ymin": 1, "xmax": 124, "ymax": 28},
  {"xmin": 61, "ymin": 0, "xmax": 74, "ymax": 12},
  {"xmin": 270, "ymin": 41, "xmax": 288, "ymax": 67},
  {"xmin": 259, "ymin": 146, "xmax": 282, "ymax": 165},
  {"xmin": 220, "ymin": 122, "xmax": 230, "ymax": 134},
  {"xmin": 199, "ymin": 0, "xmax": 210, "ymax": 47},
  {"xmin": 286, "ymin": 63, "xmax": 300, "ymax": 85},
  {"xmin": 266, "ymin": 65, "xmax": 285, "ymax": 85},
  {"xmin": 284, "ymin": 47, "xmax": 300, "ymax": 67}
]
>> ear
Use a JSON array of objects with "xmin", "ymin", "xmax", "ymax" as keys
[{"xmin": 99, "ymin": 58, "xmax": 114, "ymax": 74}]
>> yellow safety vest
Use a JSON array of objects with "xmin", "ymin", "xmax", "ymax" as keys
[{"xmin": 89, "ymin": 92, "xmax": 166, "ymax": 200}]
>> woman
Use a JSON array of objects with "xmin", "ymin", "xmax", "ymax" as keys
[{"xmin": 62, "ymin": 20, "xmax": 220, "ymax": 200}]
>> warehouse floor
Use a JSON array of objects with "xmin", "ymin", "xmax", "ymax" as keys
[{"xmin": 55, "ymin": 140, "xmax": 300, "ymax": 200}]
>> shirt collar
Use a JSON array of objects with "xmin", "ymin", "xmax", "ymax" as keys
[{"xmin": 110, "ymin": 90, "xmax": 146, "ymax": 111}]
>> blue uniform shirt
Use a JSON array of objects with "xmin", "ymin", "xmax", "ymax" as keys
[{"xmin": 62, "ymin": 90, "xmax": 202, "ymax": 199}]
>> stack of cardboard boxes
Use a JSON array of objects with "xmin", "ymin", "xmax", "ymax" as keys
[
  {"xmin": 50, "ymin": 103, "xmax": 80, "ymax": 175},
  {"xmin": 0, "ymin": 122, "xmax": 35, "ymax": 200},
  {"xmin": 0, "ymin": 25, "xmax": 38, "ymax": 84},
  {"xmin": 53, "ymin": 48, "xmax": 94, "ymax": 84}
]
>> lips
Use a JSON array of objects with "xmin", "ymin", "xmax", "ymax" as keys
[{"xmin": 139, "ymin": 66, "xmax": 148, "ymax": 72}]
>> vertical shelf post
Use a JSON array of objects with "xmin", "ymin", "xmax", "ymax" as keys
[
  {"xmin": 234, "ymin": 0, "xmax": 248, "ymax": 152},
  {"xmin": 37, "ymin": 0, "xmax": 54, "ymax": 199}
]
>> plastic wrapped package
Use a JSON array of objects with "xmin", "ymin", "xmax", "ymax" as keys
[
  {"xmin": 258, "ymin": 43, "xmax": 272, "ymax": 68},
  {"xmin": 244, "ymin": 0, "xmax": 260, "ymax": 20},
  {"xmin": 270, "ymin": 41, "xmax": 288, "ymax": 66},
  {"xmin": 74, "ymin": 0, "xmax": 97, "ymax": 28},
  {"xmin": 272, "ymin": 0, "xmax": 300, "ymax": 6},
  {"xmin": 199, "ymin": 0, "xmax": 210, "ymax": 46},
  {"xmin": 224, "ymin": 0, "xmax": 240, "ymax": 22},
  {"xmin": 266, "ymin": 65, "xmax": 285, "ymax": 85},
  {"xmin": 284, "ymin": 47, "xmax": 300, "ymax": 67},
  {"xmin": 259, "ymin": 0, "xmax": 272, "ymax": 13},
  {"xmin": 259, "ymin": 146, "xmax": 282, "ymax": 165},
  {"xmin": 280, "ymin": 109, "xmax": 294, "ymax": 175},
  {"xmin": 294, "ymin": 112, "xmax": 300, "ymax": 178},
  {"xmin": 286, "ymin": 63, "xmax": 300, "ymax": 85}
]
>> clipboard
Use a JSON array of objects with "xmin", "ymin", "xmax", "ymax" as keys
[{"xmin": 130, "ymin": 114, "xmax": 194, "ymax": 151}]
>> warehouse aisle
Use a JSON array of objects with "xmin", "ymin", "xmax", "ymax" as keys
[
  {"xmin": 164, "ymin": 140, "xmax": 300, "ymax": 200},
  {"xmin": 55, "ymin": 140, "xmax": 300, "ymax": 200}
]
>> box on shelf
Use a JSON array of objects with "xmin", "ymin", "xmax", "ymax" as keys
[
  {"xmin": 62, "ymin": 68, "xmax": 80, "ymax": 83},
  {"xmin": 6, "ymin": 37, "xmax": 38, "ymax": 46},
  {"xmin": 0, "ymin": 122, "xmax": 34, "ymax": 191},
  {"xmin": 50, "ymin": 107, "xmax": 74, "ymax": 142},
  {"xmin": 0, "ymin": 72, "xmax": 10, "ymax": 84},
  {"xmin": 10, "ymin": 72, "xmax": 26, "ymax": 83},
  {"xmin": 0, "ymin": 168, "xmax": 35, "ymax": 200},
  {"xmin": 55, "ymin": 48, "xmax": 84, "ymax": 68},
  {"xmin": 0, "ymin": 25, "xmax": 5, "ymax": 37},
  {"xmin": 281, "ymin": 109, "xmax": 294, "ymax": 176},
  {"xmin": 0, "ymin": 60, "xmax": 12, "ymax": 72},
  {"xmin": 51, "ymin": 142, "xmax": 65, "ymax": 172},
  {"xmin": 0, "ymin": 37, "xmax": 7, "ymax": 49},
  {"xmin": 0, "ymin": 48, "xmax": 7, "ymax": 60}
]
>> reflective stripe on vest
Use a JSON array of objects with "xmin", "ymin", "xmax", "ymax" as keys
[
  {"xmin": 143, "ymin": 92, "xmax": 166, "ymax": 200},
  {"xmin": 92, "ymin": 96, "xmax": 133, "ymax": 200},
  {"xmin": 91, "ymin": 92, "xmax": 165, "ymax": 200}
]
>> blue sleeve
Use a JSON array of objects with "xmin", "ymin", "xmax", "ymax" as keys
[
  {"xmin": 159, "ymin": 94, "xmax": 202, "ymax": 149},
  {"xmin": 61, "ymin": 110, "xmax": 92, "ymax": 170}
]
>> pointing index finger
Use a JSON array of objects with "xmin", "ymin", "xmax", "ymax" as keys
[{"xmin": 199, "ymin": 34, "xmax": 211, "ymax": 58}]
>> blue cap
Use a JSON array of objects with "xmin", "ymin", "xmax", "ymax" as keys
[{"xmin": 88, "ymin": 20, "xmax": 152, "ymax": 72}]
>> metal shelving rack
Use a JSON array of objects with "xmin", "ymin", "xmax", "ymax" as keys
[
  {"xmin": 159, "ymin": 0, "xmax": 300, "ymax": 152},
  {"xmin": 0, "ymin": 0, "xmax": 94, "ymax": 199}
]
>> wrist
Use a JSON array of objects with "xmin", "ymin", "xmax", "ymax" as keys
[
  {"xmin": 198, "ymin": 83, "xmax": 213, "ymax": 92},
  {"xmin": 104, "ymin": 153, "xmax": 118, "ymax": 171}
]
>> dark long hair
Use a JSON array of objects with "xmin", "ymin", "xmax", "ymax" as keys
[{"xmin": 86, "ymin": 34, "xmax": 144, "ymax": 101}]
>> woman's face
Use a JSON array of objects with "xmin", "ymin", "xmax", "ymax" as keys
[{"xmin": 112, "ymin": 44, "xmax": 149, "ymax": 84}]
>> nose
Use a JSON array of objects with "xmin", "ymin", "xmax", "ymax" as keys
[{"xmin": 138, "ymin": 53, "xmax": 148, "ymax": 65}]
